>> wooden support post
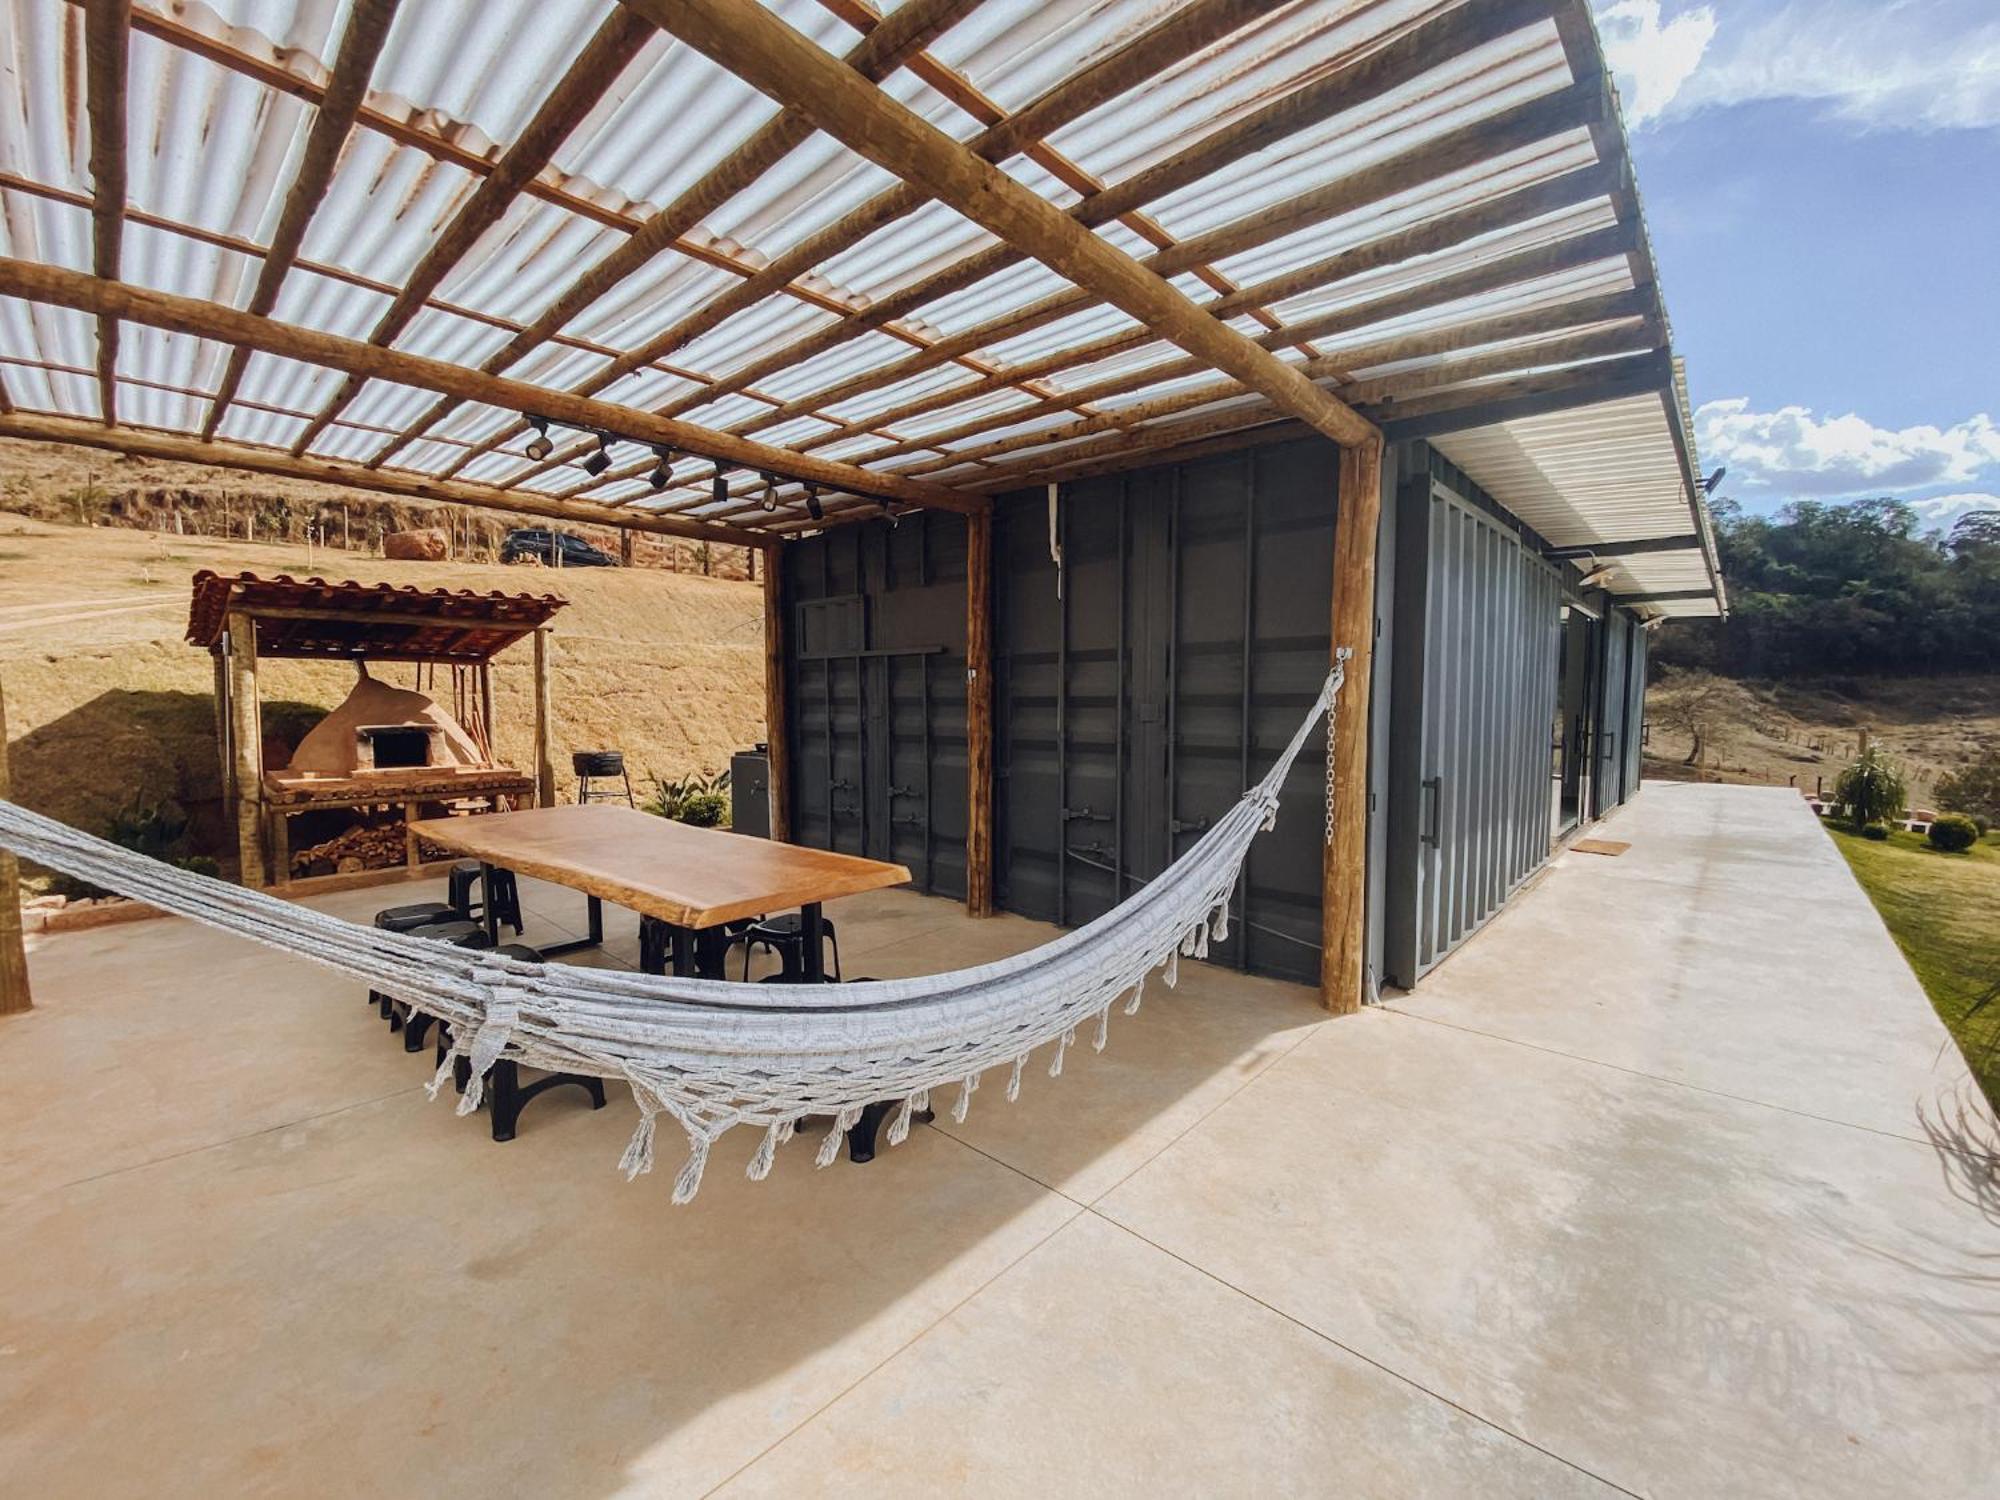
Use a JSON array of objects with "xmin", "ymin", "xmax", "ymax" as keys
[
  {"xmin": 1322, "ymin": 438, "xmax": 1383, "ymax": 1014},
  {"xmin": 225, "ymin": 610, "xmax": 267, "ymax": 887},
  {"xmin": 531, "ymin": 627, "xmax": 556, "ymax": 808},
  {"xmin": 761, "ymin": 544, "xmax": 792, "ymax": 842},
  {"xmin": 965, "ymin": 511, "xmax": 994, "ymax": 916},
  {"xmin": 0, "ymin": 673, "xmax": 31, "ymax": 1016}
]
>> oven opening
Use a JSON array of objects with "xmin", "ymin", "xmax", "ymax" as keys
[{"xmin": 363, "ymin": 726, "xmax": 433, "ymax": 769}]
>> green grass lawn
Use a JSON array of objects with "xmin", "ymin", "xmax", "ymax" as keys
[{"xmin": 1827, "ymin": 824, "xmax": 2000, "ymax": 1110}]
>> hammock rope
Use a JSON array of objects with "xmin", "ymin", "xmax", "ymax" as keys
[{"xmin": 0, "ymin": 653, "xmax": 1349, "ymax": 1202}]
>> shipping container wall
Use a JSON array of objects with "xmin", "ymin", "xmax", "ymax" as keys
[
  {"xmin": 781, "ymin": 512, "xmax": 969, "ymax": 899},
  {"xmin": 993, "ymin": 438, "xmax": 1341, "ymax": 986},
  {"xmin": 1622, "ymin": 619, "xmax": 1649, "ymax": 797},
  {"xmin": 1383, "ymin": 447, "xmax": 1565, "ymax": 987}
]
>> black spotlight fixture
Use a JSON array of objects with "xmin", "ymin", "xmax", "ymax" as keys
[
  {"xmin": 581, "ymin": 432, "xmax": 613, "ymax": 477},
  {"xmin": 711, "ymin": 469, "xmax": 730, "ymax": 507},
  {"xmin": 648, "ymin": 445, "xmax": 676, "ymax": 491},
  {"xmin": 803, "ymin": 484, "xmax": 824, "ymax": 521},
  {"xmin": 761, "ymin": 471, "xmax": 779, "ymax": 512},
  {"xmin": 523, "ymin": 414, "xmax": 553, "ymax": 462}
]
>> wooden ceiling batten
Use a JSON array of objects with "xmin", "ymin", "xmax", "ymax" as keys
[
  {"xmin": 439, "ymin": 0, "xmax": 1288, "ymax": 490},
  {"xmin": 287, "ymin": 6, "xmax": 662, "ymax": 457},
  {"xmin": 371, "ymin": 0, "xmax": 990, "ymax": 473},
  {"xmin": 0, "ymin": 410, "xmax": 765, "ymax": 546},
  {"xmin": 755, "ymin": 77, "xmax": 1607, "ymax": 451},
  {"xmin": 200, "ymin": 0, "xmax": 402, "ymax": 442},
  {"xmin": 0, "ymin": 258, "xmax": 986, "ymax": 515},
  {"xmin": 83, "ymin": 0, "xmax": 131, "ymax": 428}
]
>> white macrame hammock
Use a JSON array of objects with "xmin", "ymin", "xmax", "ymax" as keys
[{"xmin": 0, "ymin": 654, "xmax": 1348, "ymax": 1203}]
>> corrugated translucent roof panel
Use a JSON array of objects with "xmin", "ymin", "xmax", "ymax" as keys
[{"xmin": 0, "ymin": 0, "xmax": 1713, "ymax": 607}]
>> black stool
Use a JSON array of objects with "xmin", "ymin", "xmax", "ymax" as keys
[
  {"xmin": 386, "ymin": 919, "xmax": 493, "ymax": 1035},
  {"xmin": 741, "ymin": 913, "xmax": 840, "ymax": 982},
  {"xmin": 573, "ymin": 749, "xmax": 634, "ymax": 807},
  {"xmin": 430, "ymin": 943, "xmax": 606, "ymax": 1141}
]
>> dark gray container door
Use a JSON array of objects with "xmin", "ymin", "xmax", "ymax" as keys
[
  {"xmin": 782, "ymin": 514, "xmax": 968, "ymax": 898},
  {"xmin": 993, "ymin": 440, "xmax": 1338, "ymax": 985},
  {"xmin": 1385, "ymin": 470, "xmax": 1562, "ymax": 986},
  {"xmin": 1622, "ymin": 620, "xmax": 1648, "ymax": 799},
  {"xmin": 1596, "ymin": 611, "xmax": 1630, "ymax": 814}
]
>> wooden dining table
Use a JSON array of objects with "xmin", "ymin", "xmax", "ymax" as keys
[
  {"xmin": 407, "ymin": 804, "xmax": 910, "ymax": 981},
  {"xmin": 408, "ymin": 804, "xmax": 914, "ymax": 1157}
]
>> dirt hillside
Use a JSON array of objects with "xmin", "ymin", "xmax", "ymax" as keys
[
  {"xmin": 0, "ymin": 513, "xmax": 766, "ymax": 851},
  {"xmin": 1645, "ymin": 673, "xmax": 2000, "ymax": 807}
]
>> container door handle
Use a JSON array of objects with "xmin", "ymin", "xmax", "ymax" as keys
[{"xmin": 1421, "ymin": 776, "xmax": 1444, "ymax": 847}]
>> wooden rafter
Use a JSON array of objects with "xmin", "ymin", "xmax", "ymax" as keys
[
  {"xmin": 628, "ymin": 0, "xmax": 1556, "ymax": 451},
  {"xmin": 0, "ymin": 411, "xmax": 765, "ymax": 546},
  {"xmin": 440, "ymin": 0, "xmax": 1288, "ymax": 489},
  {"xmin": 758, "ymin": 79, "xmax": 1606, "ymax": 451},
  {"xmin": 289, "ymin": 6, "xmax": 661, "ymax": 456},
  {"xmin": 83, "ymin": 0, "xmax": 131, "ymax": 427},
  {"xmin": 629, "ymin": 0, "xmax": 1377, "ymax": 450},
  {"xmin": 201, "ymin": 0, "xmax": 401, "ymax": 440},
  {"xmin": 0, "ymin": 258, "xmax": 986, "ymax": 516},
  {"xmin": 369, "ymin": 0, "xmax": 989, "ymax": 471}
]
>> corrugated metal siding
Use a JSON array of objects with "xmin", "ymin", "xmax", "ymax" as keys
[
  {"xmin": 782, "ymin": 511, "xmax": 968, "ymax": 898},
  {"xmin": 1385, "ymin": 443, "xmax": 1562, "ymax": 986},
  {"xmin": 993, "ymin": 438, "xmax": 1337, "ymax": 985},
  {"xmin": 1595, "ymin": 601, "xmax": 1628, "ymax": 815}
]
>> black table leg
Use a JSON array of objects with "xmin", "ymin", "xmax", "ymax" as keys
[
  {"xmin": 587, "ymin": 894, "xmax": 603, "ymax": 945},
  {"xmin": 670, "ymin": 924, "xmax": 694, "ymax": 977},
  {"xmin": 480, "ymin": 862, "xmax": 501, "ymax": 946},
  {"xmin": 800, "ymin": 903, "xmax": 825, "ymax": 983}
]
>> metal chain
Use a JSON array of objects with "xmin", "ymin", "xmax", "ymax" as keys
[{"xmin": 1325, "ymin": 646, "xmax": 1352, "ymax": 847}]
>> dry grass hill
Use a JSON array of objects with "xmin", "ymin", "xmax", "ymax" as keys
[{"xmin": 0, "ymin": 512, "xmax": 765, "ymax": 855}]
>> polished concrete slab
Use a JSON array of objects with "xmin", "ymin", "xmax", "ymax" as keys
[{"xmin": 3, "ymin": 784, "xmax": 1992, "ymax": 1497}]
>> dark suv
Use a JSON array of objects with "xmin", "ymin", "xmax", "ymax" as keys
[{"xmin": 500, "ymin": 529, "xmax": 617, "ymax": 567}]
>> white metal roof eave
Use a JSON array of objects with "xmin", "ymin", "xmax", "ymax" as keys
[{"xmin": 1428, "ymin": 384, "xmax": 1725, "ymax": 616}]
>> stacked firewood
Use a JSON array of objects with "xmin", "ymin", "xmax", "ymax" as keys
[{"xmin": 290, "ymin": 821, "xmax": 451, "ymax": 876}]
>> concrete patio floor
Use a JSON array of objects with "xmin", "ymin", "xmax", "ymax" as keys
[{"xmin": 2, "ymin": 783, "xmax": 1995, "ymax": 1497}]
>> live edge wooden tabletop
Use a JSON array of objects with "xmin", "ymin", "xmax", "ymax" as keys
[{"xmin": 406, "ymin": 804, "xmax": 911, "ymax": 930}]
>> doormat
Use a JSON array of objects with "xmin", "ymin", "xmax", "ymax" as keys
[{"xmin": 1572, "ymin": 838, "xmax": 1631, "ymax": 856}]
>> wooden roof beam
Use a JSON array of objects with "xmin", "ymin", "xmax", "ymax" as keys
[
  {"xmin": 757, "ymin": 81, "xmax": 1607, "ymax": 446},
  {"xmin": 625, "ymin": 0, "xmax": 1377, "ymax": 451},
  {"xmin": 289, "ymin": 7, "xmax": 661, "ymax": 456},
  {"xmin": 430, "ymin": 0, "xmax": 1286, "ymax": 484},
  {"xmin": 0, "ymin": 411, "xmax": 767, "ymax": 547},
  {"xmin": 650, "ymin": 0, "xmax": 1559, "ymax": 438},
  {"xmin": 83, "ymin": 0, "xmax": 131, "ymax": 427},
  {"xmin": 370, "ymin": 0, "xmax": 988, "ymax": 470},
  {"xmin": 201, "ymin": 0, "xmax": 401, "ymax": 441},
  {"xmin": 0, "ymin": 258, "xmax": 985, "ymax": 516}
]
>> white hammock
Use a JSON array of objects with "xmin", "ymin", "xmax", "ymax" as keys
[{"xmin": 0, "ymin": 654, "xmax": 1347, "ymax": 1202}]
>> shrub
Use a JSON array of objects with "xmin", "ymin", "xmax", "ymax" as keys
[
  {"xmin": 1926, "ymin": 813, "xmax": 1980, "ymax": 853},
  {"xmin": 1833, "ymin": 747, "xmax": 1906, "ymax": 829},
  {"xmin": 1860, "ymin": 823, "xmax": 1891, "ymax": 841},
  {"xmin": 1935, "ymin": 752, "xmax": 2000, "ymax": 828},
  {"xmin": 643, "ymin": 767, "xmax": 731, "ymax": 825},
  {"xmin": 678, "ymin": 792, "xmax": 728, "ymax": 828}
]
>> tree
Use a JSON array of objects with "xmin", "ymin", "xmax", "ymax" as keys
[
  {"xmin": 1833, "ymin": 746, "xmax": 1907, "ymax": 829},
  {"xmin": 1649, "ymin": 667, "xmax": 1732, "ymax": 766},
  {"xmin": 1935, "ymin": 751, "xmax": 2000, "ymax": 828}
]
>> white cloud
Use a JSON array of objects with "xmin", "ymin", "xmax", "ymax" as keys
[
  {"xmin": 1595, "ymin": 0, "xmax": 2000, "ymax": 132},
  {"xmin": 1907, "ymin": 493, "xmax": 2000, "ymax": 535},
  {"xmin": 1597, "ymin": 1, "xmax": 1716, "ymax": 125},
  {"xmin": 1695, "ymin": 399, "xmax": 2000, "ymax": 498}
]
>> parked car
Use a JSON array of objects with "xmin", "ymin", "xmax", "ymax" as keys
[{"xmin": 500, "ymin": 529, "xmax": 617, "ymax": 567}]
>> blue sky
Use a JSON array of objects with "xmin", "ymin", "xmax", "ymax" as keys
[{"xmin": 1595, "ymin": 0, "xmax": 2000, "ymax": 532}]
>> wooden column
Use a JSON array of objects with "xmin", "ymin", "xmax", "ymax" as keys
[
  {"xmin": 531, "ymin": 627, "xmax": 557, "ymax": 808},
  {"xmin": 761, "ymin": 544, "xmax": 792, "ymax": 843},
  {"xmin": 225, "ymin": 610, "xmax": 267, "ymax": 887},
  {"xmin": 0, "ymin": 673, "xmax": 30, "ymax": 1016},
  {"xmin": 965, "ymin": 511, "xmax": 994, "ymax": 916},
  {"xmin": 1322, "ymin": 437, "xmax": 1384, "ymax": 1014}
]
